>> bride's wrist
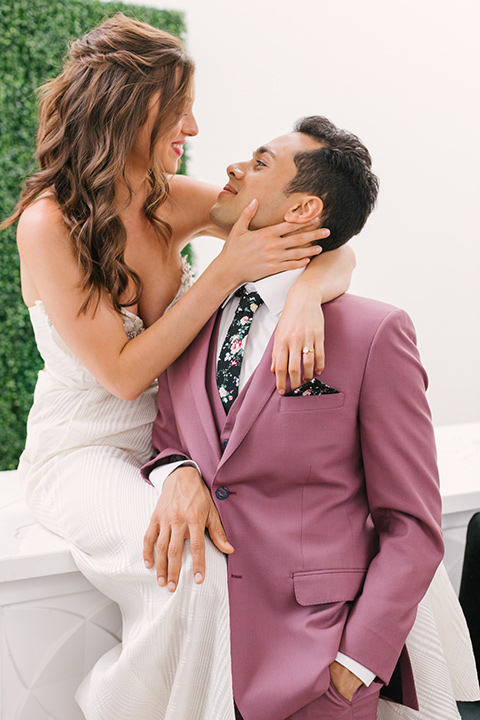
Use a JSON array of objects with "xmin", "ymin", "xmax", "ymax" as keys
[
  {"xmin": 202, "ymin": 254, "xmax": 242, "ymax": 300},
  {"xmin": 287, "ymin": 278, "xmax": 323, "ymax": 308}
]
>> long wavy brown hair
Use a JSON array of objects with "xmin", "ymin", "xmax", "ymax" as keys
[{"xmin": 3, "ymin": 13, "xmax": 194, "ymax": 313}]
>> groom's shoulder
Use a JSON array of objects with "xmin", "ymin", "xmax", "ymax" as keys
[
  {"xmin": 325, "ymin": 292, "xmax": 404, "ymax": 316},
  {"xmin": 323, "ymin": 293, "xmax": 415, "ymax": 339}
]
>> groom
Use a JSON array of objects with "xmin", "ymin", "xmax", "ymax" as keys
[{"xmin": 142, "ymin": 116, "xmax": 443, "ymax": 719}]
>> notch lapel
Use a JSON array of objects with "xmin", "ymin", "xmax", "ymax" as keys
[
  {"xmin": 188, "ymin": 312, "xmax": 223, "ymax": 462},
  {"xmin": 219, "ymin": 332, "xmax": 276, "ymax": 466}
]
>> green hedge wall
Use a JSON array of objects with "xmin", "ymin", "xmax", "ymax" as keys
[{"xmin": 0, "ymin": 0, "xmax": 188, "ymax": 469}]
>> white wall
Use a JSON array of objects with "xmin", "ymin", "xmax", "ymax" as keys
[{"xmin": 129, "ymin": 0, "xmax": 480, "ymax": 426}]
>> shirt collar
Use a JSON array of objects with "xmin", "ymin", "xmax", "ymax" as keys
[{"xmin": 221, "ymin": 267, "xmax": 305, "ymax": 317}]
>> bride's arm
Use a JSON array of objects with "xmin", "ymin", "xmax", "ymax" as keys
[
  {"xmin": 18, "ymin": 196, "xmax": 324, "ymax": 400},
  {"xmin": 272, "ymin": 244, "xmax": 356, "ymax": 394},
  {"xmin": 166, "ymin": 175, "xmax": 227, "ymax": 241}
]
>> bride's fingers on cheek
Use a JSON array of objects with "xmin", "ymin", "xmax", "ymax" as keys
[
  {"xmin": 286, "ymin": 246, "xmax": 321, "ymax": 262},
  {"xmin": 287, "ymin": 229, "xmax": 324, "ymax": 247},
  {"xmin": 298, "ymin": 219, "xmax": 326, "ymax": 234},
  {"xmin": 303, "ymin": 245, "xmax": 323, "ymax": 258},
  {"xmin": 277, "ymin": 218, "xmax": 320, "ymax": 236}
]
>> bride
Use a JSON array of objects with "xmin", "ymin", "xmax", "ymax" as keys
[
  {"xmin": 4, "ymin": 13, "xmax": 354, "ymax": 720},
  {"xmin": 4, "ymin": 12, "xmax": 477, "ymax": 720}
]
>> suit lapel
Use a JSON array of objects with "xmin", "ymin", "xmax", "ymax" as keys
[
  {"xmin": 186, "ymin": 317, "xmax": 277, "ymax": 468},
  {"xmin": 219, "ymin": 332, "xmax": 276, "ymax": 466},
  {"xmin": 188, "ymin": 312, "xmax": 222, "ymax": 462}
]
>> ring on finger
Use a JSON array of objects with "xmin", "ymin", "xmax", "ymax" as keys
[{"xmin": 302, "ymin": 347, "xmax": 315, "ymax": 355}]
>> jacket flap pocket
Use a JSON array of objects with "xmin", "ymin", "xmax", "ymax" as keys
[{"xmin": 293, "ymin": 569, "xmax": 366, "ymax": 606}]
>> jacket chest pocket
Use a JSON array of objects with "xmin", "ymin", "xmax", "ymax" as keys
[{"xmin": 279, "ymin": 392, "xmax": 345, "ymax": 413}]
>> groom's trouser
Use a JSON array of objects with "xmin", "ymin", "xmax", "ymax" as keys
[{"xmin": 235, "ymin": 680, "xmax": 381, "ymax": 719}]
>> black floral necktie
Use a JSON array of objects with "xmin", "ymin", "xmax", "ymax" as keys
[{"xmin": 216, "ymin": 286, "xmax": 264, "ymax": 414}]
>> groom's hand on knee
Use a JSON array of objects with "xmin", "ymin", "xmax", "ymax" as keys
[{"xmin": 143, "ymin": 466, "xmax": 233, "ymax": 592}]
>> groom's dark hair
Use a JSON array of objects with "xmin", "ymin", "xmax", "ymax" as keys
[{"xmin": 286, "ymin": 116, "xmax": 379, "ymax": 251}]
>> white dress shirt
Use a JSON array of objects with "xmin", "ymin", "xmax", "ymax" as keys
[{"xmin": 149, "ymin": 268, "xmax": 375, "ymax": 687}]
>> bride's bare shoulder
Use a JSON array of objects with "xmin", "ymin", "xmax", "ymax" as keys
[
  {"xmin": 169, "ymin": 173, "xmax": 220, "ymax": 196},
  {"xmin": 16, "ymin": 194, "xmax": 81, "ymax": 307},
  {"xmin": 166, "ymin": 175, "xmax": 224, "ymax": 241},
  {"xmin": 17, "ymin": 194, "xmax": 69, "ymax": 251}
]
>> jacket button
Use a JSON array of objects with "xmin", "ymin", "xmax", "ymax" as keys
[{"xmin": 215, "ymin": 486, "xmax": 230, "ymax": 500}]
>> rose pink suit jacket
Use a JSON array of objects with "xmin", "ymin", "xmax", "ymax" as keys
[{"xmin": 142, "ymin": 294, "xmax": 444, "ymax": 720}]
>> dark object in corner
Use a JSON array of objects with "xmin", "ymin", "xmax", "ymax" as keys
[{"xmin": 459, "ymin": 512, "xmax": 480, "ymax": 682}]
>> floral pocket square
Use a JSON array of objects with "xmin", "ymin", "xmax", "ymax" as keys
[{"xmin": 285, "ymin": 379, "xmax": 340, "ymax": 397}]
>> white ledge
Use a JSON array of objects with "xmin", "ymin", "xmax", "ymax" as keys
[
  {"xmin": 0, "ymin": 471, "xmax": 78, "ymax": 583},
  {"xmin": 436, "ymin": 422, "xmax": 480, "ymax": 515},
  {"xmin": 0, "ymin": 422, "xmax": 479, "ymax": 584}
]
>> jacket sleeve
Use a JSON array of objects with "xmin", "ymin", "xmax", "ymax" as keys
[
  {"xmin": 140, "ymin": 369, "xmax": 193, "ymax": 484},
  {"xmin": 339, "ymin": 308, "xmax": 444, "ymax": 683}
]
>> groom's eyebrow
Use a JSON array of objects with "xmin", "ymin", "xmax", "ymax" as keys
[{"xmin": 254, "ymin": 145, "xmax": 276, "ymax": 159}]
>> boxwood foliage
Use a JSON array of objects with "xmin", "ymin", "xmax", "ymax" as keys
[{"xmin": 0, "ymin": 0, "xmax": 189, "ymax": 469}]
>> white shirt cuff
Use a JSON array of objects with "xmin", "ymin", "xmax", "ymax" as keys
[
  {"xmin": 148, "ymin": 460, "xmax": 201, "ymax": 493},
  {"xmin": 335, "ymin": 652, "xmax": 376, "ymax": 687}
]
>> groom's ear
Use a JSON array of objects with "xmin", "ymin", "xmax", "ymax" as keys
[{"xmin": 284, "ymin": 195, "xmax": 323, "ymax": 224}]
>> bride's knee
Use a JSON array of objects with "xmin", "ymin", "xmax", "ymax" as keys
[{"xmin": 179, "ymin": 537, "xmax": 229, "ymax": 600}]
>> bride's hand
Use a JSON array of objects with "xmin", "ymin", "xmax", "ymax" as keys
[
  {"xmin": 272, "ymin": 281, "xmax": 325, "ymax": 394},
  {"xmin": 218, "ymin": 199, "xmax": 330, "ymax": 285},
  {"xmin": 271, "ymin": 244, "xmax": 355, "ymax": 394}
]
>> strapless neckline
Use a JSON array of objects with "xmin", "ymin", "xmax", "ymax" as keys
[
  {"xmin": 27, "ymin": 256, "xmax": 193, "ymax": 323},
  {"xmin": 28, "ymin": 300, "xmax": 145, "ymax": 320},
  {"xmin": 28, "ymin": 301, "xmax": 142, "ymax": 322}
]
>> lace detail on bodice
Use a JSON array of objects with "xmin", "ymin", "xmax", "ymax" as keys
[
  {"xmin": 32, "ymin": 301, "xmax": 147, "ymax": 342},
  {"xmin": 121, "ymin": 309, "xmax": 146, "ymax": 340},
  {"xmin": 164, "ymin": 256, "xmax": 194, "ymax": 314},
  {"xmin": 27, "ymin": 256, "xmax": 194, "ymax": 389},
  {"xmin": 122, "ymin": 256, "xmax": 193, "ymax": 333}
]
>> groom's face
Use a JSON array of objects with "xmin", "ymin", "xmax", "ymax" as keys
[{"xmin": 209, "ymin": 132, "xmax": 321, "ymax": 231}]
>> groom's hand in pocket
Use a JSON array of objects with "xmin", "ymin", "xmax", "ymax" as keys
[
  {"xmin": 143, "ymin": 466, "xmax": 234, "ymax": 592},
  {"xmin": 329, "ymin": 661, "xmax": 363, "ymax": 702}
]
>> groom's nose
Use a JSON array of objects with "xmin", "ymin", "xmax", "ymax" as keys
[{"xmin": 227, "ymin": 162, "xmax": 245, "ymax": 181}]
